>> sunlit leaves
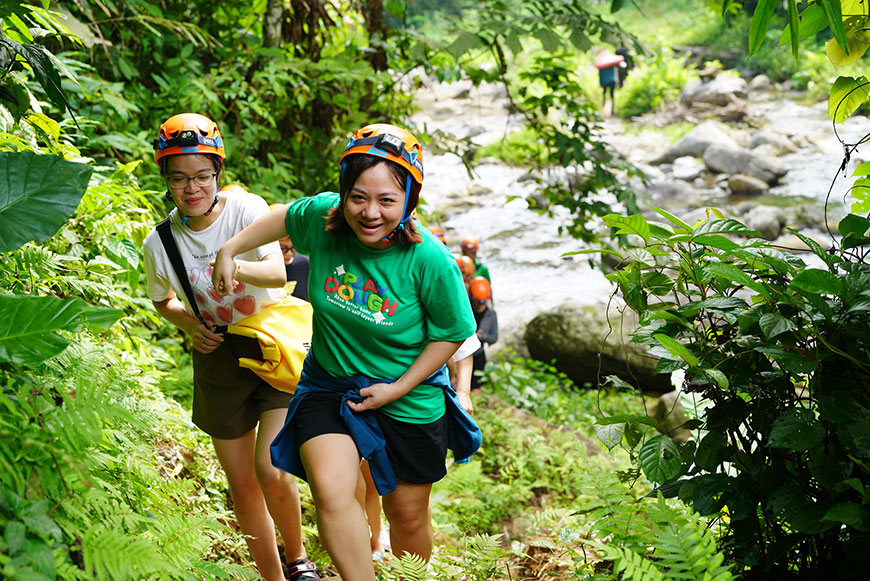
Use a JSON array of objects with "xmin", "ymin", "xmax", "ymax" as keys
[{"xmin": 749, "ymin": 0, "xmax": 776, "ymax": 56}]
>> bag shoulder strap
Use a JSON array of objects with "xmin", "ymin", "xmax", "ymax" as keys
[{"xmin": 156, "ymin": 217, "xmax": 205, "ymax": 325}]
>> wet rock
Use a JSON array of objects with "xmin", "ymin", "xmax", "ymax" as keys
[
  {"xmin": 469, "ymin": 184, "xmax": 493, "ymax": 196},
  {"xmin": 792, "ymin": 203, "xmax": 828, "ymax": 231},
  {"xmin": 743, "ymin": 205, "xmax": 787, "ymax": 240},
  {"xmin": 672, "ymin": 156, "xmax": 706, "ymax": 181},
  {"xmin": 680, "ymin": 73, "xmax": 748, "ymax": 107},
  {"xmin": 703, "ymin": 144, "xmax": 787, "ymax": 184},
  {"xmin": 750, "ymin": 129, "xmax": 798, "ymax": 155},
  {"xmin": 748, "ymin": 74, "xmax": 772, "ymax": 91},
  {"xmin": 652, "ymin": 120, "xmax": 738, "ymax": 164},
  {"xmin": 728, "ymin": 174, "xmax": 769, "ymax": 196},
  {"xmin": 524, "ymin": 303, "xmax": 672, "ymax": 392},
  {"xmin": 648, "ymin": 180, "xmax": 705, "ymax": 210}
]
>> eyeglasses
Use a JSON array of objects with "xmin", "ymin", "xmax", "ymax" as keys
[{"xmin": 166, "ymin": 172, "xmax": 217, "ymax": 189}]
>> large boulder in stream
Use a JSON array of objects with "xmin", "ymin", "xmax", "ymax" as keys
[
  {"xmin": 652, "ymin": 120, "xmax": 738, "ymax": 164},
  {"xmin": 703, "ymin": 144, "xmax": 787, "ymax": 185},
  {"xmin": 680, "ymin": 73, "xmax": 748, "ymax": 106},
  {"xmin": 524, "ymin": 303, "xmax": 673, "ymax": 392}
]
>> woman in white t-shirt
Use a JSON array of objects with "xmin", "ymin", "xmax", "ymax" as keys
[{"xmin": 141, "ymin": 113, "xmax": 319, "ymax": 581}]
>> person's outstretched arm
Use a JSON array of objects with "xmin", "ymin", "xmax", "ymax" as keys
[{"xmin": 212, "ymin": 205, "xmax": 288, "ymax": 296}]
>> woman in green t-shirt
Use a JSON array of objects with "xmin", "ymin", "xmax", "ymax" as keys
[{"xmin": 212, "ymin": 124, "xmax": 479, "ymax": 581}]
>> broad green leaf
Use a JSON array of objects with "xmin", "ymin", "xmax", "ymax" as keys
[
  {"xmin": 537, "ymin": 28, "xmax": 561, "ymax": 53},
  {"xmin": 694, "ymin": 218, "xmax": 759, "ymax": 237},
  {"xmin": 779, "ymin": 4, "xmax": 827, "ymax": 46},
  {"xmin": 639, "ymin": 435, "xmax": 682, "ymax": 484},
  {"xmin": 828, "ymin": 76, "xmax": 870, "ymax": 122},
  {"xmin": 695, "ymin": 431, "xmax": 727, "ymax": 472},
  {"xmin": 692, "ymin": 474, "xmax": 729, "ymax": 515},
  {"xmin": 749, "ymin": 0, "xmax": 777, "ymax": 55},
  {"xmin": 785, "ymin": 0, "xmax": 799, "ymax": 59},
  {"xmin": 826, "ymin": 16, "xmax": 870, "ymax": 68},
  {"xmin": 759, "ymin": 312, "xmax": 795, "ymax": 339},
  {"xmin": 789, "ymin": 268, "xmax": 843, "ymax": 295},
  {"xmin": 819, "ymin": 0, "xmax": 849, "ymax": 56},
  {"xmin": 653, "ymin": 333, "xmax": 699, "ymax": 366},
  {"xmin": 702, "ymin": 368, "xmax": 729, "ymax": 389},
  {"xmin": 838, "ymin": 213, "xmax": 870, "ymax": 248},
  {"xmin": 446, "ymin": 31, "xmax": 483, "ymax": 58},
  {"xmin": 706, "ymin": 262, "xmax": 770, "ymax": 297},
  {"xmin": 852, "ymin": 161, "xmax": 870, "ymax": 176},
  {"xmin": 0, "ymin": 151, "xmax": 92, "ymax": 252},
  {"xmin": 822, "ymin": 502, "xmax": 869, "ymax": 529},
  {"xmin": 0, "ymin": 295, "xmax": 121, "ymax": 365},
  {"xmin": 693, "ymin": 234, "xmax": 739, "ymax": 251},
  {"xmin": 594, "ymin": 423, "xmax": 624, "ymax": 451},
  {"xmin": 768, "ymin": 407, "xmax": 824, "ymax": 451},
  {"xmin": 104, "ymin": 238, "xmax": 139, "ymax": 271},
  {"xmin": 651, "ymin": 206, "xmax": 692, "ymax": 233},
  {"xmin": 603, "ymin": 213, "xmax": 650, "ymax": 244}
]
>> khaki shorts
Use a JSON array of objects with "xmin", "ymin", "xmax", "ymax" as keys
[{"xmin": 191, "ymin": 340, "xmax": 292, "ymax": 439}]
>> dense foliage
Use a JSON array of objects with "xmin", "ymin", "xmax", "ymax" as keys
[{"xmin": 5, "ymin": 0, "xmax": 870, "ymax": 578}]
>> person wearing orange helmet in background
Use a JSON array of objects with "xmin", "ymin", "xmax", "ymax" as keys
[
  {"xmin": 211, "ymin": 123, "xmax": 481, "ymax": 581},
  {"xmin": 141, "ymin": 114, "xmax": 318, "ymax": 581},
  {"xmin": 456, "ymin": 254, "xmax": 476, "ymax": 290},
  {"xmin": 270, "ymin": 203, "xmax": 311, "ymax": 302},
  {"xmin": 460, "ymin": 236, "xmax": 491, "ymax": 284},
  {"xmin": 469, "ymin": 276, "xmax": 498, "ymax": 393},
  {"xmin": 428, "ymin": 225, "xmax": 446, "ymax": 245}
]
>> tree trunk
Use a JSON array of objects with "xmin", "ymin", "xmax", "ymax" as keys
[
  {"xmin": 361, "ymin": 0, "xmax": 388, "ymax": 71},
  {"xmin": 263, "ymin": 0, "xmax": 284, "ymax": 48}
]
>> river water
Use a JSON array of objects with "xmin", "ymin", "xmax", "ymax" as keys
[{"xmin": 410, "ymin": 79, "xmax": 867, "ymax": 347}]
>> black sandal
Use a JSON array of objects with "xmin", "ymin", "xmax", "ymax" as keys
[{"xmin": 286, "ymin": 558, "xmax": 320, "ymax": 581}]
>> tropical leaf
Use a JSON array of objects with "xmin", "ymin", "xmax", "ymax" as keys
[
  {"xmin": 749, "ymin": 0, "xmax": 777, "ymax": 55},
  {"xmin": 639, "ymin": 435, "xmax": 682, "ymax": 484},
  {"xmin": 819, "ymin": 0, "xmax": 849, "ymax": 56},
  {"xmin": 768, "ymin": 407, "xmax": 824, "ymax": 451},
  {"xmin": 604, "ymin": 213, "xmax": 651, "ymax": 244},
  {"xmin": 0, "ymin": 295, "xmax": 121, "ymax": 365},
  {"xmin": 828, "ymin": 76, "xmax": 870, "ymax": 122},
  {"xmin": 653, "ymin": 333, "xmax": 699, "ymax": 366},
  {"xmin": 0, "ymin": 151, "xmax": 92, "ymax": 252}
]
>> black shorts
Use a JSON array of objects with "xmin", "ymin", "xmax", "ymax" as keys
[
  {"xmin": 293, "ymin": 391, "xmax": 449, "ymax": 485},
  {"xmin": 192, "ymin": 341, "xmax": 293, "ymax": 439}
]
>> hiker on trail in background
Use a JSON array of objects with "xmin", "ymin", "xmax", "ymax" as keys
[
  {"xmin": 142, "ymin": 114, "xmax": 318, "ymax": 581},
  {"xmin": 469, "ymin": 276, "xmax": 498, "ymax": 393},
  {"xmin": 594, "ymin": 49, "xmax": 625, "ymax": 116},
  {"xmin": 212, "ymin": 123, "xmax": 481, "ymax": 581}
]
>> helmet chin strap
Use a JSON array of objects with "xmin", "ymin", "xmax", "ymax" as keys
[{"xmin": 180, "ymin": 194, "xmax": 220, "ymax": 227}]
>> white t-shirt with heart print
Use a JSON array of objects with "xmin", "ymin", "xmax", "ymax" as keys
[{"xmin": 143, "ymin": 190, "xmax": 286, "ymax": 326}]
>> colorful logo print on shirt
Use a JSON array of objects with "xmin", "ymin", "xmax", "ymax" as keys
[{"xmin": 323, "ymin": 264, "xmax": 398, "ymax": 325}]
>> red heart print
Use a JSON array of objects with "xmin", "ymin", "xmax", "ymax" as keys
[
  {"xmin": 233, "ymin": 295, "xmax": 256, "ymax": 317},
  {"xmin": 216, "ymin": 305, "xmax": 234, "ymax": 322}
]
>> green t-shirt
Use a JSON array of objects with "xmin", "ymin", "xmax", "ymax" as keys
[
  {"xmin": 286, "ymin": 193, "xmax": 476, "ymax": 422},
  {"xmin": 474, "ymin": 260, "xmax": 491, "ymax": 283}
]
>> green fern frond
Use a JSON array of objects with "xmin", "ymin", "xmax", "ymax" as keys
[
  {"xmin": 608, "ymin": 544, "xmax": 666, "ymax": 581},
  {"xmin": 386, "ymin": 551, "xmax": 429, "ymax": 581}
]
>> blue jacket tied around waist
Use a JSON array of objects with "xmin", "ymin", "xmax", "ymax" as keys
[{"xmin": 270, "ymin": 355, "xmax": 483, "ymax": 495}]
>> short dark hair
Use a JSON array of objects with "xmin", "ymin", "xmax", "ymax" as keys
[{"xmin": 325, "ymin": 154, "xmax": 422, "ymax": 245}]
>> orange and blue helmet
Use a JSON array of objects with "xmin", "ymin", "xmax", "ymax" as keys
[
  {"xmin": 153, "ymin": 113, "xmax": 225, "ymax": 164},
  {"xmin": 470, "ymin": 276, "xmax": 492, "ymax": 302},
  {"xmin": 428, "ymin": 226, "xmax": 446, "ymax": 244},
  {"xmin": 457, "ymin": 255, "xmax": 476, "ymax": 282},
  {"xmin": 461, "ymin": 237, "xmax": 479, "ymax": 252}
]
